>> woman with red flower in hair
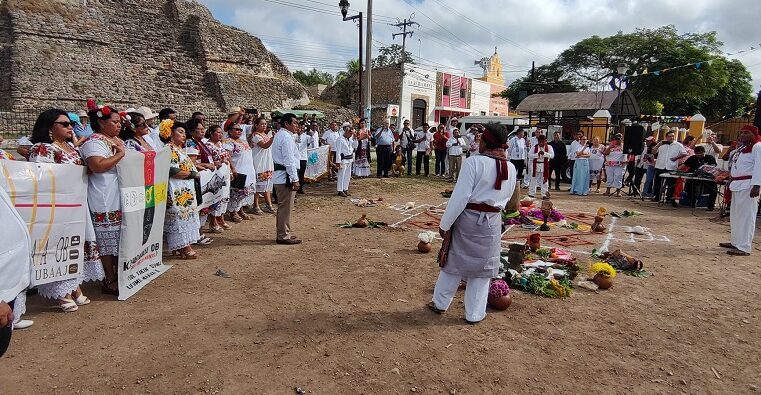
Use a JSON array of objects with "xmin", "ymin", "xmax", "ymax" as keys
[
  {"xmin": 28, "ymin": 109, "xmax": 106, "ymax": 311},
  {"xmin": 79, "ymin": 102, "xmax": 126, "ymax": 295}
]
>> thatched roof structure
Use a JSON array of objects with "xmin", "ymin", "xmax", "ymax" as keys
[{"xmin": 516, "ymin": 90, "xmax": 639, "ymax": 120}]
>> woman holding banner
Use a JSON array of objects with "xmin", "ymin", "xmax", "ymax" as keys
[
  {"xmin": 205, "ymin": 125, "xmax": 233, "ymax": 231},
  {"xmin": 121, "ymin": 112, "xmax": 156, "ymax": 152},
  {"xmin": 250, "ymin": 118, "xmax": 276, "ymax": 215},
  {"xmin": 162, "ymin": 122, "xmax": 201, "ymax": 259},
  {"xmin": 224, "ymin": 123, "xmax": 257, "ymax": 222},
  {"xmin": 29, "ymin": 109, "xmax": 105, "ymax": 311},
  {"xmin": 80, "ymin": 102, "xmax": 125, "ymax": 296}
]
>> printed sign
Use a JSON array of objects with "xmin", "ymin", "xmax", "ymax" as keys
[
  {"xmin": 0, "ymin": 160, "xmax": 87, "ymax": 286},
  {"xmin": 117, "ymin": 149, "xmax": 171, "ymax": 300}
]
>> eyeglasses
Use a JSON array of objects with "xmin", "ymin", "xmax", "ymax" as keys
[{"xmin": 53, "ymin": 121, "xmax": 74, "ymax": 128}]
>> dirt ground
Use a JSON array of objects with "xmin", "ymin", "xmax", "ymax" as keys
[{"xmin": 2, "ymin": 174, "xmax": 760, "ymax": 394}]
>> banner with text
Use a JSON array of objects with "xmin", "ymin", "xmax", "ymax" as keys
[
  {"xmin": 0, "ymin": 160, "xmax": 87, "ymax": 286},
  {"xmin": 117, "ymin": 148, "xmax": 171, "ymax": 300},
  {"xmin": 198, "ymin": 163, "xmax": 230, "ymax": 210},
  {"xmin": 305, "ymin": 145, "xmax": 330, "ymax": 182}
]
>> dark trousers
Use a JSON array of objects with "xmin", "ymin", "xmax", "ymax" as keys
[
  {"xmin": 653, "ymin": 168, "xmax": 676, "ymax": 201},
  {"xmin": 434, "ymin": 149, "xmax": 447, "ymax": 176},
  {"xmin": 686, "ymin": 180, "xmax": 718, "ymax": 209},
  {"xmin": 376, "ymin": 145, "xmax": 392, "ymax": 177},
  {"xmin": 632, "ymin": 167, "xmax": 646, "ymax": 192},
  {"xmin": 404, "ymin": 148, "xmax": 414, "ymax": 175},
  {"xmin": 416, "ymin": 151, "xmax": 430, "ymax": 175},
  {"xmin": 549, "ymin": 161, "xmax": 564, "ymax": 189},
  {"xmin": 297, "ymin": 160, "xmax": 306, "ymax": 191},
  {"xmin": 510, "ymin": 159, "xmax": 525, "ymax": 182},
  {"xmin": 0, "ymin": 299, "xmax": 14, "ymax": 358}
]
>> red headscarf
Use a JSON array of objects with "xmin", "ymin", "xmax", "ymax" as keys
[
  {"xmin": 740, "ymin": 124, "xmax": 761, "ymax": 153},
  {"xmin": 481, "ymin": 127, "xmax": 510, "ymax": 190}
]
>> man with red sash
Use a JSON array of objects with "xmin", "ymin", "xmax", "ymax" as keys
[
  {"xmin": 528, "ymin": 134, "xmax": 554, "ymax": 199},
  {"xmin": 428, "ymin": 123, "xmax": 517, "ymax": 325},
  {"xmin": 721, "ymin": 124, "xmax": 761, "ymax": 256}
]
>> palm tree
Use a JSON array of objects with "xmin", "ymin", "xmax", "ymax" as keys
[{"xmin": 336, "ymin": 59, "xmax": 361, "ymax": 82}]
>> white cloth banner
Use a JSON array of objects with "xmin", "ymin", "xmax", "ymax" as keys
[
  {"xmin": 116, "ymin": 149, "xmax": 171, "ymax": 300},
  {"xmin": 305, "ymin": 145, "xmax": 330, "ymax": 182},
  {"xmin": 0, "ymin": 159, "xmax": 87, "ymax": 286},
  {"xmin": 198, "ymin": 163, "xmax": 230, "ymax": 210}
]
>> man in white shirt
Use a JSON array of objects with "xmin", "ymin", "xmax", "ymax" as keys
[
  {"xmin": 528, "ymin": 134, "xmax": 555, "ymax": 199},
  {"xmin": 374, "ymin": 119, "xmax": 394, "ymax": 178},
  {"xmin": 293, "ymin": 123, "xmax": 313, "ymax": 195},
  {"xmin": 567, "ymin": 131, "xmax": 583, "ymax": 188},
  {"xmin": 272, "ymin": 113, "xmax": 302, "ymax": 245},
  {"xmin": 524, "ymin": 128, "xmax": 544, "ymax": 188},
  {"xmin": 0, "ymin": 187, "xmax": 33, "ymax": 357},
  {"xmin": 508, "ymin": 128, "xmax": 527, "ymax": 185},
  {"xmin": 446, "ymin": 129, "xmax": 467, "ymax": 182},
  {"xmin": 307, "ymin": 122, "xmax": 320, "ymax": 149},
  {"xmin": 698, "ymin": 131, "xmax": 723, "ymax": 164},
  {"xmin": 444, "ymin": 118, "xmax": 459, "ymax": 176},
  {"xmin": 650, "ymin": 130, "xmax": 688, "ymax": 203},
  {"xmin": 720, "ymin": 124, "xmax": 761, "ymax": 256},
  {"xmin": 322, "ymin": 121, "xmax": 340, "ymax": 180},
  {"xmin": 428, "ymin": 122, "xmax": 516, "ymax": 325},
  {"xmin": 333, "ymin": 122, "xmax": 359, "ymax": 197},
  {"xmin": 414, "ymin": 123, "xmax": 431, "ymax": 176}
]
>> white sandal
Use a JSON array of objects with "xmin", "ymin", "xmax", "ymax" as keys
[
  {"xmin": 58, "ymin": 298, "xmax": 79, "ymax": 312},
  {"xmin": 73, "ymin": 293, "xmax": 91, "ymax": 306}
]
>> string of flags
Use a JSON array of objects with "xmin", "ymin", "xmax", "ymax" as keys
[
  {"xmin": 622, "ymin": 42, "xmax": 761, "ymax": 78},
  {"xmin": 639, "ymin": 114, "xmax": 693, "ymax": 123}
]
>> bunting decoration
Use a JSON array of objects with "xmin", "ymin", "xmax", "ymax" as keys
[
  {"xmin": 638, "ymin": 114, "xmax": 693, "ymax": 123},
  {"xmin": 620, "ymin": 42, "xmax": 759, "ymax": 80}
]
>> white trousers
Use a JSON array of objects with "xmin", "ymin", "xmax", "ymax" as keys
[
  {"xmin": 337, "ymin": 164, "xmax": 352, "ymax": 192},
  {"xmin": 523, "ymin": 158, "xmax": 533, "ymax": 187},
  {"xmin": 431, "ymin": 271, "xmax": 490, "ymax": 322},
  {"xmin": 529, "ymin": 171, "xmax": 549, "ymax": 197},
  {"xmin": 730, "ymin": 188, "xmax": 760, "ymax": 253},
  {"xmin": 606, "ymin": 166, "xmax": 624, "ymax": 188}
]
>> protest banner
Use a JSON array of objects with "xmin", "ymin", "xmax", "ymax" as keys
[
  {"xmin": 198, "ymin": 163, "xmax": 230, "ymax": 210},
  {"xmin": 0, "ymin": 160, "xmax": 87, "ymax": 286},
  {"xmin": 117, "ymin": 149, "xmax": 171, "ymax": 300},
  {"xmin": 305, "ymin": 145, "xmax": 330, "ymax": 182}
]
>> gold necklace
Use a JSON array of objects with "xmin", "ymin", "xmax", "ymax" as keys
[{"xmin": 53, "ymin": 140, "xmax": 72, "ymax": 153}]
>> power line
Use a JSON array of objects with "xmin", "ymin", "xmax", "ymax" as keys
[
  {"xmin": 429, "ymin": 0, "xmax": 552, "ymax": 62},
  {"xmin": 399, "ymin": 0, "xmax": 487, "ymax": 59}
]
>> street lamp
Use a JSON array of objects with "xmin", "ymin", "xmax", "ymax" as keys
[
  {"xmin": 339, "ymin": 0, "xmax": 350, "ymax": 19},
  {"xmin": 338, "ymin": 0, "xmax": 363, "ymax": 117}
]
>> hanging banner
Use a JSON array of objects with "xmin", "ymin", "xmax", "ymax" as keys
[
  {"xmin": 305, "ymin": 145, "xmax": 330, "ymax": 182},
  {"xmin": 117, "ymin": 148, "xmax": 171, "ymax": 301},
  {"xmin": 197, "ymin": 163, "xmax": 230, "ymax": 210},
  {"xmin": 0, "ymin": 160, "xmax": 87, "ymax": 286}
]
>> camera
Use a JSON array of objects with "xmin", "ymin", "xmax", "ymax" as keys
[{"xmin": 586, "ymin": 141, "xmax": 593, "ymax": 148}]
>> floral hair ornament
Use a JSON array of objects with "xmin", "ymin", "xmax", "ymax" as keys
[
  {"xmin": 119, "ymin": 111, "xmax": 131, "ymax": 122},
  {"xmin": 159, "ymin": 119, "xmax": 174, "ymax": 140},
  {"xmin": 86, "ymin": 98, "xmax": 113, "ymax": 118}
]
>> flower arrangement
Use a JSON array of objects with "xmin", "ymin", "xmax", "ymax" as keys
[
  {"xmin": 590, "ymin": 262, "xmax": 617, "ymax": 278},
  {"xmin": 418, "ymin": 231, "xmax": 437, "ymax": 244},
  {"xmin": 489, "ymin": 278, "xmax": 510, "ymax": 297},
  {"xmin": 159, "ymin": 119, "xmax": 174, "ymax": 140}
]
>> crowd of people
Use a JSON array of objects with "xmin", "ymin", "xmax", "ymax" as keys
[{"xmin": 1, "ymin": 104, "xmax": 759, "ymax": 352}]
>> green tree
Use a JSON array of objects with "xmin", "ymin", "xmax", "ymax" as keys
[
  {"xmin": 509, "ymin": 25, "xmax": 754, "ymax": 119},
  {"xmin": 640, "ymin": 99, "xmax": 664, "ymax": 115},
  {"xmin": 372, "ymin": 44, "xmax": 414, "ymax": 68},
  {"xmin": 500, "ymin": 61, "xmax": 579, "ymax": 107},
  {"xmin": 292, "ymin": 68, "xmax": 335, "ymax": 87},
  {"xmin": 336, "ymin": 59, "xmax": 361, "ymax": 83}
]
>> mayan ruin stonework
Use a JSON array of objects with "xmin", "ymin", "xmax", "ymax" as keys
[{"xmin": 0, "ymin": 0, "xmax": 309, "ymax": 114}]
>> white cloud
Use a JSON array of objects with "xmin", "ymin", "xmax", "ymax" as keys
[{"xmin": 199, "ymin": 0, "xmax": 761, "ymax": 93}]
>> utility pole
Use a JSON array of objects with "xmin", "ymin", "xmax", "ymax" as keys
[
  {"xmin": 364, "ymin": 0, "xmax": 373, "ymax": 124},
  {"xmin": 529, "ymin": 60, "xmax": 535, "ymax": 126},
  {"xmin": 392, "ymin": 17, "xmax": 418, "ymax": 129}
]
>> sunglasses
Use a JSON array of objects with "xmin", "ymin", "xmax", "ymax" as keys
[
  {"xmin": 232, "ymin": 128, "xmax": 242, "ymax": 131},
  {"xmin": 53, "ymin": 121, "xmax": 74, "ymax": 128}
]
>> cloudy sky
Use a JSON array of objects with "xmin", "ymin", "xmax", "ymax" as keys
[{"xmin": 198, "ymin": 0, "xmax": 761, "ymax": 94}]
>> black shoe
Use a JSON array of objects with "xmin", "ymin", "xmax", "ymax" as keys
[
  {"xmin": 427, "ymin": 302, "xmax": 445, "ymax": 314},
  {"xmin": 344, "ymin": 191, "xmax": 351, "ymax": 196},
  {"xmin": 670, "ymin": 200, "xmax": 679, "ymax": 208},
  {"xmin": 296, "ymin": 189, "xmax": 305, "ymax": 195},
  {"xmin": 337, "ymin": 192, "xmax": 347, "ymax": 197}
]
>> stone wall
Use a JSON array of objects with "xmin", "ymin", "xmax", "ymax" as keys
[{"xmin": 0, "ymin": 0, "xmax": 309, "ymax": 114}]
